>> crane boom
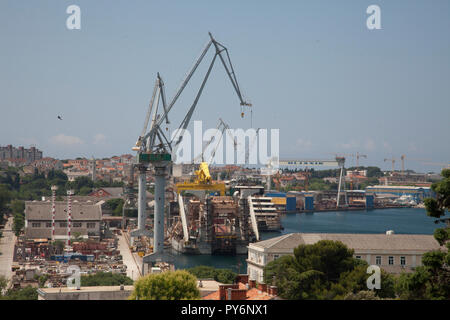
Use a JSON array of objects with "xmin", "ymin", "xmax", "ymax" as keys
[{"xmin": 142, "ymin": 33, "xmax": 251, "ymax": 156}]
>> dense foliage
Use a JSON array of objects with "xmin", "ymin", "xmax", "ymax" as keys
[
  {"xmin": 129, "ymin": 270, "xmax": 200, "ymax": 300},
  {"xmin": 104, "ymin": 198, "xmax": 125, "ymax": 216},
  {"xmin": 186, "ymin": 265, "xmax": 237, "ymax": 284},
  {"xmin": 264, "ymin": 240, "xmax": 396, "ymax": 300},
  {"xmin": 394, "ymin": 168, "xmax": 450, "ymax": 300},
  {"xmin": 0, "ymin": 167, "xmax": 124, "ymax": 235},
  {"xmin": 0, "ymin": 286, "xmax": 38, "ymax": 300}
]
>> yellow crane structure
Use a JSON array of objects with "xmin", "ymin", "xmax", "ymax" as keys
[
  {"xmin": 175, "ymin": 162, "xmax": 226, "ymax": 195},
  {"xmin": 175, "ymin": 118, "xmax": 236, "ymax": 196}
]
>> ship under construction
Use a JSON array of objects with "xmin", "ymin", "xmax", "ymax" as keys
[{"xmin": 167, "ymin": 161, "xmax": 270, "ymax": 255}]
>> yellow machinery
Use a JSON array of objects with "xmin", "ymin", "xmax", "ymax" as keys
[
  {"xmin": 176, "ymin": 162, "xmax": 225, "ymax": 195},
  {"xmin": 194, "ymin": 162, "xmax": 211, "ymax": 184}
]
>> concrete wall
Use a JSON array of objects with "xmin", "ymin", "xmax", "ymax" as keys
[{"xmin": 38, "ymin": 286, "xmax": 133, "ymax": 300}]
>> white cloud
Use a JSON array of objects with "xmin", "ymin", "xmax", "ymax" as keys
[
  {"xmin": 93, "ymin": 133, "xmax": 106, "ymax": 145},
  {"xmin": 50, "ymin": 134, "xmax": 84, "ymax": 146}
]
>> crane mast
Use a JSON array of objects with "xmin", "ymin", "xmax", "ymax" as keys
[{"xmin": 131, "ymin": 33, "xmax": 251, "ymax": 271}]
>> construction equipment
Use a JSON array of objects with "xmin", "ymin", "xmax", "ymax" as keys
[
  {"xmin": 335, "ymin": 157, "xmax": 347, "ymax": 207},
  {"xmin": 278, "ymin": 156, "xmax": 346, "ymax": 207},
  {"xmin": 384, "ymin": 157, "xmax": 397, "ymax": 173},
  {"xmin": 400, "ymin": 155, "xmax": 406, "ymax": 175},
  {"xmin": 192, "ymin": 118, "xmax": 238, "ymax": 165},
  {"xmin": 260, "ymin": 157, "xmax": 279, "ymax": 191},
  {"xmin": 355, "ymin": 152, "xmax": 367, "ymax": 168},
  {"xmin": 177, "ymin": 118, "xmax": 239, "ymax": 195},
  {"xmin": 246, "ymin": 128, "xmax": 260, "ymax": 165},
  {"xmin": 327, "ymin": 152, "xmax": 366, "ymax": 168},
  {"xmin": 132, "ymin": 33, "xmax": 251, "ymax": 269}
]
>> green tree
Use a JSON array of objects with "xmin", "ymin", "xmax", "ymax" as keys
[
  {"xmin": 51, "ymin": 240, "xmax": 65, "ymax": 254},
  {"xmin": 1, "ymin": 286, "xmax": 38, "ymax": 300},
  {"xmin": 329, "ymin": 263, "xmax": 395, "ymax": 299},
  {"xmin": 397, "ymin": 168, "xmax": 450, "ymax": 299},
  {"xmin": 425, "ymin": 169, "xmax": 450, "ymax": 218},
  {"xmin": 129, "ymin": 270, "xmax": 200, "ymax": 300},
  {"xmin": 78, "ymin": 186, "xmax": 93, "ymax": 196},
  {"xmin": 0, "ymin": 275, "xmax": 7, "ymax": 293},
  {"xmin": 104, "ymin": 198, "xmax": 125, "ymax": 216},
  {"xmin": 187, "ymin": 266, "xmax": 237, "ymax": 284},
  {"xmin": 0, "ymin": 184, "xmax": 12, "ymax": 224},
  {"xmin": 344, "ymin": 290, "xmax": 381, "ymax": 300},
  {"xmin": 264, "ymin": 240, "xmax": 359, "ymax": 299}
]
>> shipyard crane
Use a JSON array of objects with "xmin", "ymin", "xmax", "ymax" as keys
[
  {"xmin": 328, "ymin": 152, "xmax": 366, "ymax": 168},
  {"xmin": 279, "ymin": 156, "xmax": 347, "ymax": 207},
  {"xmin": 176, "ymin": 118, "xmax": 234, "ymax": 195},
  {"xmin": 131, "ymin": 33, "xmax": 251, "ymax": 268},
  {"xmin": 245, "ymin": 128, "xmax": 260, "ymax": 165},
  {"xmin": 192, "ymin": 118, "xmax": 238, "ymax": 165}
]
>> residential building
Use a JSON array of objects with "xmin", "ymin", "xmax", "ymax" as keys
[
  {"xmin": 202, "ymin": 274, "xmax": 279, "ymax": 300},
  {"xmin": 89, "ymin": 187, "xmax": 124, "ymax": 199},
  {"xmin": 31, "ymin": 157, "xmax": 63, "ymax": 174},
  {"xmin": 0, "ymin": 145, "xmax": 43, "ymax": 163},
  {"xmin": 247, "ymin": 233, "xmax": 444, "ymax": 282}
]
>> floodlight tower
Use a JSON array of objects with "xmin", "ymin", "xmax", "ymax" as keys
[
  {"xmin": 66, "ymin": 190, "xmax": 74, "ymax": 245},
  {"xmin": 51, "ymin": 185, "xmax": 58, "ymax": 240}
]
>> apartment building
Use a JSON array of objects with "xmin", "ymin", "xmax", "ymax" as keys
[
  {"xmin": 247, "ymin": 233, "xmax": 443, "ymax": 283},
  {"xmin": 0, "ymin": 145, "xmax": 43, "ymax": 163}
]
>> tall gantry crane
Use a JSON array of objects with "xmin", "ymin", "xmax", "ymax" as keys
[
  {"xmin": 131, "ymin": 33, "xmax": 251, "ymax": 267},
  {"xmin": 192, "ymin": 117, "xmax": 238, "ymax": 165}
]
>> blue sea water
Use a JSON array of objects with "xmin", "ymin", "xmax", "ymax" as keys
[{"xmin": 171, "ymin": 208, "xmax": 447, "ymax": 273}]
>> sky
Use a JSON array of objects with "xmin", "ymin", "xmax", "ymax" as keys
[{"xmin": 0, "ymin": 0, "xmax": 449, "ymax": 173}]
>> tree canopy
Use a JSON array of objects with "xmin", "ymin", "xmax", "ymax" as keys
[
  {"xmin": 186, "ymin": 266, "xmax": 237, "ymax": 284},
  {"xmin": 129, "ymin": 270, "xmax": 200, "ymax": 300},
  {"xmin": 396, "ymin": 168, "xmax": 450, "ymax": 299},
  {"xmin": 264, "ymin": 240, "xmax": 396, "ymax": 300}
]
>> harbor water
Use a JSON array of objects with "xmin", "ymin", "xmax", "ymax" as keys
[{"xmin": 170, "ymin": 208, "xmax": 447, "ymax": 273}]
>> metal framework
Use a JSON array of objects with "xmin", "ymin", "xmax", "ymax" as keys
[{"xmin": 131, "ymin": 33, "xmax": 251, "ymax": 269}]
